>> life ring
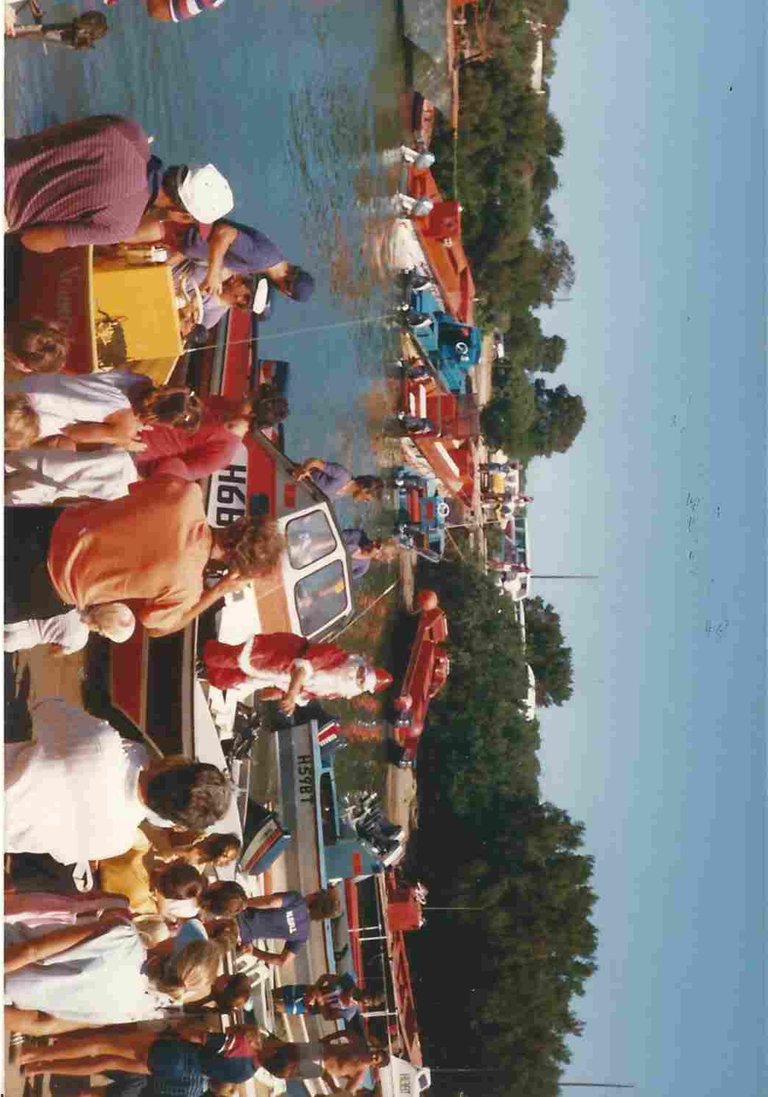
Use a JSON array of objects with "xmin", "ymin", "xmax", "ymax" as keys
[
  {"xmin": 455, "ymin": 341, "xmax": 469, "ymax": 357},
  {"xmin": 436, "ymin": 501, "xmax": 450, "ymax": 519}
]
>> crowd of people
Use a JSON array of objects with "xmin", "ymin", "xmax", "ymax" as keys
[{"xmin": 4, "ymin": 108, "xmax": 402, "ymax": 1096}]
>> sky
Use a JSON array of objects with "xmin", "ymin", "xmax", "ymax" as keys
[{"xmin": 527, "ymin": 2, "xmax": 766, "ymax": 1094}]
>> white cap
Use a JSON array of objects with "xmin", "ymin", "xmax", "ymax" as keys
[
  {"xmin": 252, "ymin": 277, "xmax": 270, "ymax": 315},
  {"xmin": 177, "ymin": 164, "xmax": 234, "ymax": 223}
]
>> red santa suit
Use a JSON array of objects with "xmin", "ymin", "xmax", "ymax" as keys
[{"xmin": 202, "ymin": 633, "xmax": 385, "ymax": 700}]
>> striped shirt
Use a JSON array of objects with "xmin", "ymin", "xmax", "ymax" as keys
[
  {"xmin": 169, "ymin": 0, "xmax": 225, "ymax": 22},
  {"xmin": 5, "ymin": 115, "xmax": 151, "ymax": 245}
]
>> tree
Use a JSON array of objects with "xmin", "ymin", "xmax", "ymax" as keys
[
  {"xmin": 481, "ymin": 365, "xmax": 536, "ymax": 451},
  {"xmin": 403, "ymin": 560, "xmax": 596, "ymax": 1097},
  {"xmin": 482, "ymin": 372, "xmax": 584, "ymax": 459},
  {"xmin": 524, "ymin": 596, "xmax": 574, "ymax": 706},
  {"xmin": 544, "ymin": 112, "xmax": 565, "ymax": 158},
  {"xmin": 539, "ymin": 334, "xmax": 566, "ymax": 371},
  {"xmin": 528, "ymin": 378, "xmax": 586, "ymax": 455},
  {"xmin": 537, "ymin": 237, "xmax": 576, "ymax": 305},
  {"xmin": 430, "ymin": 4, "xmax": 575, "ymax": 326}
]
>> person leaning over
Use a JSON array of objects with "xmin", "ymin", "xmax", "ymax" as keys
[
  {"xmin": 6, "ymin": 479, "xmax": 285, "ymax": 639},
  {"xmin": 293, "ymin": 458, "xmax": 383, "ymax": 502},
  {"xmin": 168, "ymin": 216, "xmax": 315, "ymax": 303},
  {"xmin": 5, "ymin": 114, "xmax": 233, "ymax": 253},
  {"xmin": 5, "ymin": 697, "xmax": 232, "ymax": 869}
]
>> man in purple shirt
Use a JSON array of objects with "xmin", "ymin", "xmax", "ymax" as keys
[
  {"xmin": 342, "ymin": 529, "xmax": 400, "ymax": 581},
  {"xmin": 177, "ymin": 219, "xmax": 315, "ymax": 304},
  {"xmin": 5, "ymin": 115, "xmax": 233, "ymax": 253},
  {"xmin": 293, "ymin": 458, "xmax": 384, "ymax": 502}
]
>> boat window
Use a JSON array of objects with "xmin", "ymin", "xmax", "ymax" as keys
[
  {"xmin": 295, "ymin": 561, "xmax": 349, "ymax": 637},
  {"xmin": 286, "ymin": 510, "xmax": 338, "ymax": 570}
]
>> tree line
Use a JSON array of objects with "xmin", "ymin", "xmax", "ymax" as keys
[
  {"xmin": 405, "ymin": 560, "xmax": 596, "ymax": 1097},
  {"xmin": 431, "ymin": 0, "xmax": 586, "ymax": 461}
]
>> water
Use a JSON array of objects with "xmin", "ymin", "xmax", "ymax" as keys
[{"xmin": 5, "ymin": 0, "xmax": 408, "ymax": 466}]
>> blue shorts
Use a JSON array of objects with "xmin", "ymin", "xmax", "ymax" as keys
[
  {"xmin": 148, "ymin": 1038, "xmax": 254, "ymax": 1086},
  {"xmin": 148, "ymin": 1039, "xmax": 201, "ymax": 1080}
]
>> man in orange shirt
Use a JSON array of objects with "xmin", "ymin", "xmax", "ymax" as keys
[{"xmin": 5, "ymin": 478, "xmax": 284, "ymax": 639}]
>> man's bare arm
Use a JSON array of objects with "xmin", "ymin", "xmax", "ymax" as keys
[{"xmin": 19, "ymin": 226, "xmax": 69, "ymax": 253}]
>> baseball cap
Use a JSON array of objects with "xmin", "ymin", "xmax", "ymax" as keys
[{"xmin": 289, "ymin": 268, "xmax": 315, "ymax": 302}]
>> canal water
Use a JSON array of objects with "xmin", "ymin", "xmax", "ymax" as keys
[{"xmin": 5, "ymin": 0, "xmax": 409, "ymax": 470}]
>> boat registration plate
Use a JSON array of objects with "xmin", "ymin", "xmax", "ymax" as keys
[{"xmin": 207, "ymin": 446, "xmax": 249, "ymax": 527}]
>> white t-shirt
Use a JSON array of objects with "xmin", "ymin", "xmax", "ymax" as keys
[
  {"xmin": 4, "ymin": 609, "xmax": 90, "ymax": 654},
  {"xmin": 4, "ymin": 919, "xmax": 170, "ymax": 1023},
  {"xmin": 8, "ymin": 370, "xmax": 146, "ymax": 440},
  {"xmin": 4, "ymin": 697, "xmax": 151, "ymax": 864},
  {"xmin": 5, "ymin": 448, "xmax": 139, "ymax": 505}
]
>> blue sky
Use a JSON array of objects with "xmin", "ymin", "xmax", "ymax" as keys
[{"xmin": 528, "ymin": 2, "xmax": 766, "ymax": 1094}]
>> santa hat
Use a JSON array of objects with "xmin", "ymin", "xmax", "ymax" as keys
[{"xmin": 364, "ymin": 667, "xmax": 393, "ymax": 693}]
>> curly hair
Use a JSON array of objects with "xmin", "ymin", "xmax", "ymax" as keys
[
  {"xmin": 156, "ymin": 860, "xmax": 204, "ymax": 900},
  {"xmin": 200, "ymin": 880, "xmax": 247, "ymax": 917},
  {"xmin": 219, "ymin": 515, "xmax": 285, "ymax": 577},
  {"xmin": 197, "ymin": 832, "xmax": 241, "ymax": 866},
  {"xmin": 144, "ymin": 762, "xmax": 232, "ymax": 830},
  {"xmin": 5, "ymin": 392, "xmax": 40, "ymax": 449},
  {"xmin": 307, "ymin": 886, "xmax": 342, "ymax": 921},
  {"xmin": 134, "ymin": 386, "xmax": 202, "ymax": 430},
  {"xmin": 6, "ymin": 319, "xmax": 69, "ymax": 375}
]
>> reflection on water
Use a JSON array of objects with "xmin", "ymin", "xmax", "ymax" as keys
[
  {"xmin": 5, "ymin": 0, "xmax": 411, "ymax": 469},
  {"xmin": 400, "ymin": 0, "xmax": 453, "ymax": 115}
]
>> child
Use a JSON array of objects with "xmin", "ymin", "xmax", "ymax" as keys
[
  {"xmin": 4, "ymin": 602, "xmax": 135, "ymax": 655},
  {"xmin": 273, "ymin": 973, "xmax": 380, "ymax": 1023},
  {"xmin": 257, "ymin": 1033, "xmax": 389, "ymax": 1087},
  {"xmin": 19, "ymin": 1022, "xmax": 261, "ymax": 1085},
  {"xmin": 5, "ymin": 371, "xmax": 201, "ymax": 450},
  {"xmin": 235, "ymin": 888, "xmax": 341, "ymax": 967},
  {"xmin": 192, "ymin": 972, "xmax": 251, "ymax": 1013},
  {"xmin": 5, "ymin": 319, "xmax": 69, "ymax": 376},
  {"xmin": 153, "ymin": 861, "xmax": 205, "ymax": 921},
  {"xmin": 99, "ymin": 855, "xmax": 205, "ymax": 919},
  {"xmin": 5, "ymin": 392, "xmax": 41, "ymax": 449}
]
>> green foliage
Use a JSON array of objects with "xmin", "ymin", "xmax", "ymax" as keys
[
  {"xmin": 481, "ymin": 363, "xmax": 536, "ymax": 452},
  {"xmin": 407, "ymin": 558, "xmax": 598, "ymax": 1097},
  {"xmin": 431, "ymin": 1, "xmax": 573, "ymax": 325},
  {"xmin": 540, "ymin": 333, "xmax": 566, "ymax": 371},
  {"xmin": 530, "ymin": 377, "xmax": 587, "ymax": 455},
  {"xmin": 497, "ymin": 314, "xmax": 567, "ymax": 374},
  {"xmin": 482, "ymin": 367, "xmax": 584, "ymax": 459},
  {"xmin": 524, "ymin": 595, "xmax": 574, "ymax": 706}
]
